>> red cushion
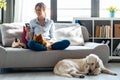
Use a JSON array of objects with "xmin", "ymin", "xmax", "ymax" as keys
[{"xmin": 22, "ymin": 26, "xmax": 28, "ymax": 47}]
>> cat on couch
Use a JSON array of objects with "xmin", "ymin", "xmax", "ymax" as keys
[{"xmin": 12, "ymin": 38, "xmax": 27, "ymax": 48}]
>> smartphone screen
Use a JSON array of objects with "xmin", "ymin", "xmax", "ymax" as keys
[{"xmin": 25, "ymin": 23, "xmax": 30, "ymax": 27}]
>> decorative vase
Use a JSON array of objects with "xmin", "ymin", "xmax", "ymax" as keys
[
  {"xmin": 110, "ymin": 12, "xmax": 115, "ymax": 18},
  {"xmin": 75, "ymin": 20, "xmax": 79, "ymax": 23}
]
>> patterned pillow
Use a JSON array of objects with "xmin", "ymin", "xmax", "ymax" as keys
[
  {"xmin": 0, "ymin": 23, "xmax": 24, "ymax": 47},
  {"xmin": 55, "ymin": 24, "xmax": 84, "ymax": 46}
]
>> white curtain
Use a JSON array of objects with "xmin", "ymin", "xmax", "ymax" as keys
[
  {"xmin": 14, "ymin": 0, "xmax": 36, "ymax": 23},
  {"xmin": 14, "ymin": 0, "xmax": 50, "ymax": 23}
]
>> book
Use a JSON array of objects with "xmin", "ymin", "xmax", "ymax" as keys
[
  {"xmin": 114, "ymin": 24, "xmax": 120, "ymax": 37},
  {"xmin": 95, "ymin": 25, "xmax": 100, "ymax": 37}
]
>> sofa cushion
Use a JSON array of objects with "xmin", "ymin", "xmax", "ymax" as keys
[
  {"xmin": 1, "ymin": 23, "xmax": 24, "ymax": 47},
  {"xmin": 55, "ymin": 24, "xmax": 84, "ymax": 46},
  {"xmin": 81, "ymin": 26, "xmax": 89, "ymax": 41},
  {"xmin": 55, "ymin": 23, "xmax": 89, "ymax": 42}
]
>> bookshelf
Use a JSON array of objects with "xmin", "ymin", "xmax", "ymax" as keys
[{"xmin": 73, "ymin": 17, "xmax": 120, "ymax": 60}]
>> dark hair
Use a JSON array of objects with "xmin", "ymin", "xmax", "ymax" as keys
[{"xmin": 35, "ymin": 2, "xmax": 46, "ymax": 11}]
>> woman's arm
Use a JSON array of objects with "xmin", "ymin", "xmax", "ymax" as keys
[{"xmin": 49, "ymin": 20, "xmax": 56, "ymax": 43}]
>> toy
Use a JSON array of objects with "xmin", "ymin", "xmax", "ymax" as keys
[{"xmin": 12, "ymin": 38, "xmax": 27, "ymax": 48}]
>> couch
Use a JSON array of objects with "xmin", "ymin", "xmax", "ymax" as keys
[{"xmin": 0, "ymin": 23, "xmax": 109, "ymax": 69}]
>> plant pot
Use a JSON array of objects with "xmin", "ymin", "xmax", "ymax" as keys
[{"xmin": 110, "ymin": 12, "xmax": 115, "ymax": 18}]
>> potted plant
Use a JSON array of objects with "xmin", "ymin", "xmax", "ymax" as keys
[
  {"xmin": 107, "ymin": 6, "xmax": 119, "ymax": 18},
  {"xmin": 0, "ymin": 0, "xmax": 7, "ymax": 11}
]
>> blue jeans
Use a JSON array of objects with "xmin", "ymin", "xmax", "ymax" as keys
[{"xmin": 28, "ymin": 40, "xmax": 70, "ymax": 51}]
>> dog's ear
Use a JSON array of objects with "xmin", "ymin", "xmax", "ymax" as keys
[
  {"xmin": 95, "ymin": 62, "xmax": 100, "ymax": 68},
  {"xmin": 15, "ymin": 38, "xmax": 18, "ymax": 42},
  {"xmin": 33, "ymin": 34, "xmax": 38, "ymax": 41},
  {"xmin": 39, "ymin": 34, "xmax": 44, "ymax": 40}
]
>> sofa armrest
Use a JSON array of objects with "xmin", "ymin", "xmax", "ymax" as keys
[
  {"xmin": 84, "ymin": 42, "xmax": 110, "ymax": 64},
  {"xmin": 0, "ymin": 45, "xmax": 6, "ymax": 68},
  {"xmin": 0, "ymin": 45, "xmax": 6, "ymax": 53},
  {"xmin": 84, "ymin": 42, "xmax": 106, "ymax": 49}
]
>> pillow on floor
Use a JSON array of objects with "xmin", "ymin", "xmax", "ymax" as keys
[
  {"xmin": 0, "ymin": 23, "xmax": 24, "ymax": 47},
  {"xmin": 55, "ymin": 24, "xmax": 84, "ymax": 46}
]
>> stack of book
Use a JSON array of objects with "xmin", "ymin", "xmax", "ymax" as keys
[
  {"xmin": 95, "ymin": 25, "xmax": 111, "ymax": 38},
  {"xmin": 113, "ymin": 43, "xmax": 120, "ymax": 56}
]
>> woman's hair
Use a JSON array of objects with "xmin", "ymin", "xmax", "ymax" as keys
[{"xmin": 35, "ymin": 2, "xmax": 46, "ymax": 11}]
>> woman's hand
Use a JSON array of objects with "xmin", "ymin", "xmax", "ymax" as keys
[
  {"xmin": 25, "ymin": 26, "xmax": 31, "ymax": 32},
  {"xmin": 25, "ymin": 26, "xmax": 31, "ymax": 40}
]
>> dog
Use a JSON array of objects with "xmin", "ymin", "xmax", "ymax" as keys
[
  {"xmin": 12, "ymin": 38, "xmax": 27, "ymax": 48},
  {"xmin": 85, "ymin": 54, "xmax": 117, "ymax": 76},
  {"xmin": 54, "ymin": 54, "xmax": 117, "ymax": 78},
  {"xmin": 33, "ymin": 34, "xmax": 51, "ymax": 49},
  {"xmin": 54, "ymin": 56, "xmax": 90, "ymax": 78}
]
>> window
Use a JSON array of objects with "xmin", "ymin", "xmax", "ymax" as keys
[
  {"xmin": 57, "ymin": 0, "xmax": 91, "ymax": 21},
  {"xmin": 11, "ymin": 0, "xmax": 120, "ymax": 23},
  {"xmin": 100, "ymin": 0, "xmax": 120, "ymax": 18},
  {"xmin": 14, "ymin": 0, "xmax": 50, "ymax": 22}
]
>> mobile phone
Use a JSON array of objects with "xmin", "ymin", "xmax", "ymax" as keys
[{"xmin": 25, "ymin": 23, "xmax": 30, "ymax": 27}]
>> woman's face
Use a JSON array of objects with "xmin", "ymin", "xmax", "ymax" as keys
[{"xmin": 35, "ymin": 6, "xmax": 46, "ymax": 19}]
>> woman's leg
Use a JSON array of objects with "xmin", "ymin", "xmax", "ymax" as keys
[
  {"xmin": 51, "ymin": 40, "xmax": 70, "ymax": 50},
  {"xmin": 28, "ymin": 40, "xmax": 47, "ymax": 51}
]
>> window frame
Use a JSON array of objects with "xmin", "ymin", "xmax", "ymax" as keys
[
  {"xmin": 51, "ymin": 0, "xmax": 99, "ymax": 23},
  {"xmin": 2, "ymin": 0, "xmax": 99, "ymax": 23}
]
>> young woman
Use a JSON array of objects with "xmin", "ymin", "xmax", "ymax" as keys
[{"xmin": 25, "ymin": 2, "xmax": 70, "ymax": 51}]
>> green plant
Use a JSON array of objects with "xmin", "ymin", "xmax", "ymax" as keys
[
  {"xmin": 0, "ymin": 0, "xmax": 6, "ymax": 11},
  {"xmin": 107, "ymin": 6, "xmax": 118, "ymax": 12}
]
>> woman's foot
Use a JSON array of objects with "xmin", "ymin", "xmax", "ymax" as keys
[{"xmin": 51, "ymin": 40, "xmax": 70, "ymax": 50}]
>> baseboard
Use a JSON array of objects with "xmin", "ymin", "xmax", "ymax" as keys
[
  {"xmin": 108, "ymin": 59, "xmax": 120, "ymax": 63},
  {"xmin": 0, "ymin": 68, "xmax": 53, "ymax": 73}
]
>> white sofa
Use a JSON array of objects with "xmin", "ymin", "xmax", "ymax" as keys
[{"xmin": 0, "ymin": 23, "xmax": 109, "ymax": 69}]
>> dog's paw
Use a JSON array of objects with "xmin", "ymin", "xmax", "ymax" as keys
[{"xmin": 113, "ymin": 73, "xmax": 117, "ymax": 76}]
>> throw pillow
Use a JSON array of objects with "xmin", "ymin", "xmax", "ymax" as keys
[
  {"xmin": 22, "ymin": 26, "xmax": 28, "ymax": 47},
  {"xmin": 1, "ymin": 23, "xmax": 24, "ymax": 47},
  {"xmin": 55, "ymin": 24, "xmax": 84, "ymax": 46}
]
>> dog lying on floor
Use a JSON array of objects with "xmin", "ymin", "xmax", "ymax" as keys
[{"xmin": 54, "ymin": 54, "xmax": 117, "ymax": 78}]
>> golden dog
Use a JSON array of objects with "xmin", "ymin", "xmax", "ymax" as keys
[
  {"xmin": 54, "ymin": 57, "xmax": 90, "ymax": 78},
  {"xmin": 54, "ymin": 54, "xmax": 117, "ymax": 78},
  {"xmin": 85, "ymin": 54, "xmax": 117, "ymax": 76}
]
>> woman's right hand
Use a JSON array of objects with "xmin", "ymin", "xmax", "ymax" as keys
[
  {"xmin": 24, "ymin": 26, "xmax": 31, "ymax": 40},
  {"xmin": 25, "ymin": 26, "xmax": 31, "ymax": 32}
]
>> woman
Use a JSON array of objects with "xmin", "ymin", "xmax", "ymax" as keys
[{"xmin": 25, "ymin": 2, "xmax": 70, "ymax": 51}]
